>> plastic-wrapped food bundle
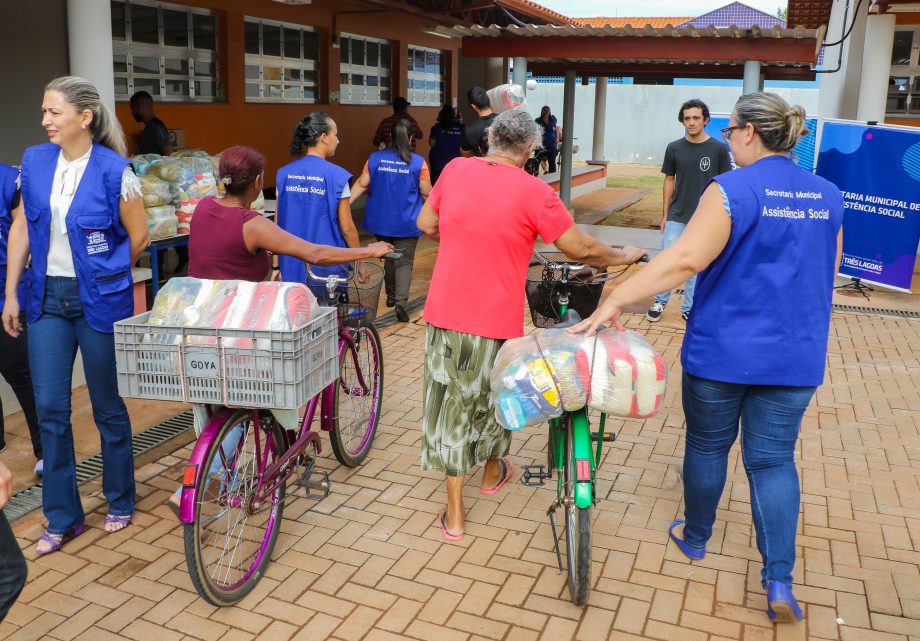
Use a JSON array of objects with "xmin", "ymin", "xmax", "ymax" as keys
[
  {"xmin": 131, "ymin": 154, "xmax": 163, "ymax": 176},
  {"xmin": 491, "ymin": 327, "xmax": 667, "ymax": 430},
  {"xmin": 486, "ymin": 84, "xmax": 528, "ymax": 114},
  {"xmin": 491, "ymin": 329, "xmax": 588, "ymax": 431},
  {"xmin": 171, "ymin": 149, "xmax": 210, "ymax": 159},
  {"xmin": 146, "ymin": 204, "xmax": 177, "ymax": 239},
  {"xmin": 139, "ymin": 174, "xmax": 172, "ymax": 207},
  {"xmin": 578, "ymin": 329, "xmax": 667, "ymax": 419}
]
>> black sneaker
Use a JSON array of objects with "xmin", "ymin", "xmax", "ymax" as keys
[
  {"xmin": 646, "ymin": 302, "xmax": 665, "ymax": 322},
  {"xmin": 681, "ymin": 311, "xmax": 690, "ymax": 322},
  {"xmin": 395, "ymin": 304, "xmax": 410, "ymax": 323},
  {"xmin": 386, "ymin": 296, "xmax": 396, "ymax": 308}
]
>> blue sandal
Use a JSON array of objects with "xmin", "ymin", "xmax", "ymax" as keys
[
  {"xmin": 668, "ymin": 520, "xmax": 706, "ymax": 560},
  {"xmin": 36, "ymin": 524, "xmax": 85, "ymax": 556},
  {"xmin": 766, "ymin": 581, "xmax": 803, "ymax": 622},
  {"xmin": 104, "ymin": 513, "xmax": 132, "ymax": 533}
]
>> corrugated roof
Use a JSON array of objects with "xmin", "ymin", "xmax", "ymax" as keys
[
  {"xmin": 575, "ymin": 17, "xmax": 694, "ymax": 28},
  {"xmin": 440, "ymin": 22, "xmax": 818, "ymax": 39}
]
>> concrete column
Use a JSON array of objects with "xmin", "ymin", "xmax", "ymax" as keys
[
  {"xmin": 485, "ymin": 57, "xmax": 506, "ymax": 89},
  {"xmin": 591, "ymin": 77, "xmax": 608, "ymax": 162},
  {"xmin": 560, "ymin": 70, "xmax": 576, "ymax": 210},
  {"xmin": 743, "ymin": 61, "xmax": 763, "ymax": 94},
  {"xmin": 817, "ymin": 1, "xmax": 869, "ymax": 120},
  {"xmin": 512, "ymin": 56, "xmax": 527, "ymax": 93},
  {"xmin": 68, "ymin": 0, "xmax": 116, "ymax": 116},
  {"xmin": 857, "ymin": 13, "xmax": 897, "ymax": 122}
]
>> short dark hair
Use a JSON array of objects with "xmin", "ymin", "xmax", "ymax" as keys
[
  {"xmin": 393, "ymin": 96, "xmax": 410, "ymax": 112},
  {"xmin": 130, "ymin": 91, "xmax": 153, "ymax": 106},
  {"xmin": 467, "ymin": 86, "xmax": 490, "ymax": 109},
  {"xmin": 678, "ymin": 98, "xmax": 710, "ymax": 122}
]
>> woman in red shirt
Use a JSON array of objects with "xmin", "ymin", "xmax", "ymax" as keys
[{"xmin": 417, "ymin": 109, "xmax": 645, "ymax": 540}]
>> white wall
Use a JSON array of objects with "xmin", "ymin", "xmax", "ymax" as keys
[{"xmin": 525, "ymin": 84, "xmax": 820, "ymax": 165}]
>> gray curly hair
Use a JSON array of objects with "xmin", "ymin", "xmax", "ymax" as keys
[{"xmin": 487, "ymin": 107, "xmax": 541, "ymax": 159}]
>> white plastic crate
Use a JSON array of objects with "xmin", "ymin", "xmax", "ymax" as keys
[{"xmin": 114, "ymin": 307, "xmax": 338, "ymax": 409}]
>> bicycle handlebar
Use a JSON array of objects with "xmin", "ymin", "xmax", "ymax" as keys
[{"xmin": 304, "ymin": 252, "xmax": 403, "ymax": 286}]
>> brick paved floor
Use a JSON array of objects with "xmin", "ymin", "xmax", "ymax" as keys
[{"xmin": 2, "ymin": 309, "xmax": 920, "ymax": 641}]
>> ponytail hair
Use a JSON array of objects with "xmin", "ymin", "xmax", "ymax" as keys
[
  {"xmin": 389, "ymin": 119, "xmax": 413, "ymax": 164},
  {"xmin": 733, "ymin": 92, "xmax": 808, "ymax": 153},
  {"xmin": 289, "ymin": 112, "xmax": 333, "ymax": 156},
  {"xmin": 45, "ymin": 76, "xmax": 127, "ymax": 157}
]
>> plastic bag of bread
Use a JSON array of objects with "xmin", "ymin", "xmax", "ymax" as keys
[
  {"xmin": 145, "ymin": 204, "xmax": 177, "ymax": 239},
  {"xmin": 139, "ymin": 174, "xmax": 172, "ymax": 207}
]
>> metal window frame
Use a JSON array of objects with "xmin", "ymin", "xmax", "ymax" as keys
[
  {"xmin": 243, "ymin": 16, "xmax": 321, "ymax": 104},
  {"xmin": 340, "ymin": 32, "xmax": 392, "ymax": 106},
  {"xmin": 407, "ymin": 44, "xmax": 445, "ymax": 107},
  {"xmin": 887, "ymin": 27, "xmax": 920, "ymax": 118},
  {"xmin": 112, "ymin": 0, "xmax": 219, "ymax": 103}
]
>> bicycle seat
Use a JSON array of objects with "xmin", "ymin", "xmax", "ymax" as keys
[{"xmin": 552, "ymin": 309, "xmax": 583, "ymax": 329}]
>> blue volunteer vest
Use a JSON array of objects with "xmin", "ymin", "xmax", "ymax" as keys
[
  {"xmin": 20, "ymin": 142, "xmax": 134, "ymax": 333},
  {"xmin": 681, "ymin": 155, "xmax": 844, "ymax": 386},
  {"xmin": 276, "ymin": 155, "xmax": 352, "ymax": 291},
  {"xmin": 429, "ymin": 123, "xmax": 463, "ymax": 175},
  {"xmin": 0, "ymin": 162, "xmax": 27, "ymax": 308},
  {"xmin": 363, "ymin": 150, "xmax": 424, "ymax": 238}
]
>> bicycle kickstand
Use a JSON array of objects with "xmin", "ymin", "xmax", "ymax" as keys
[
  {"xmin": 546, "ymin": 503, "xmax": 564, "ymax": 574},
  {"xmin": 296, "ymin": 457, "xmax": 331, "ymax": 502}
]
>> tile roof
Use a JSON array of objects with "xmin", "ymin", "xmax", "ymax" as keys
[
  {"xmin": 499, "ymin": 0, "xmax": 575, "ymax": 25},
  {"xmin": 575, "ymin": 17, "xmax": 694, "ymax": 28},
  {"xmin": 678, "ymin": 1, "xmax": 785, "ymax": 28}
]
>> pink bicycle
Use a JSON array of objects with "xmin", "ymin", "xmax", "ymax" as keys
[{"xmin": 115, "ymin": 257, "xmax": 394, "ymax": 605}]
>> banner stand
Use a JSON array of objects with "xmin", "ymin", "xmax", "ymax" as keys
[{"xmin": 833, "ymin": 277, "xmax": 874, "ymax": 300}]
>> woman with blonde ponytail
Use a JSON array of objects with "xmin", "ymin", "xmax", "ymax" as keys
[
  {"xmin": 573, "ymin": 92, "xmax": 845, "ymax": 623},
  {"xmin": 1, "ymin": 75, "xmax": 149, "ymax": 555}
]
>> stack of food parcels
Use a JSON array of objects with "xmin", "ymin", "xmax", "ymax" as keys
[
  {"xmin": 146, "ymin": 277, "xmax": 319, "ymax": 348},
  {"xmin": 491, "ymin": 328, "xmax": 666, "ymax": 430},
  {"xmin": 139, "ymin": 174, "xmax": 176, "ymax": 239},
  {"xmin": 131, "ymin": 150, "xmax": 220, "ymax": 235}
]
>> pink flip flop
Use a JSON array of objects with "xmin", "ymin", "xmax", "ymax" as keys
[
  {"xmin": 480, "ymin": 457, "xmax": 513, "ymax": 495},
  {"xmin": 439, "ymin": 510, "xmax": 463, "ymax": 541}
]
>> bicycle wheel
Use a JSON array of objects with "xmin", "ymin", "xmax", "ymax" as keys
[
  {"xmin": 330, "ymin": 323, "xmax": 383, "ymax": 466},
  {"xmin": 184, "ymin": 410, "xmax": 286, "ymax": 605},
  {"xmin": 563, "ymin": 419, "xmax": 592, "ymax": 605}
]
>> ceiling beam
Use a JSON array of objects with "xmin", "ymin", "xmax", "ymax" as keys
[
  {"xmin": 528, "ymin": 62, "xmax": 816, "ymax": 81},
  {"xmin": 461, "ymin": 34, "xmax": 819, "ymax": 64}
]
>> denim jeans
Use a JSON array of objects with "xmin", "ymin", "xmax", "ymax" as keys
[
  {"xmin": 681, "ymin": 372, "xmax": 816, "ymax": 586},
  {"xmin": 655, "ymin": 221, "xmax": 696, "ymax": 313},
  {"xmin": 29, "ymin": 277, "xmax": 135, "ymax": 534}
]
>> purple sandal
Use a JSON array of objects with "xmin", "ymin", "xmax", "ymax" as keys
[
  {"xmin": 104, "ymin": 513, "xmax": 132, "ymax": 533},
  {"xmin": 36, "ymin": 524, "xmax": 85, "ymax": 556}
]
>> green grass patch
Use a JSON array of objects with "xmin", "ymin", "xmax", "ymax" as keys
[{"xmin": 606, "ymin": 174, "xmax": 663, "ymax": 191}]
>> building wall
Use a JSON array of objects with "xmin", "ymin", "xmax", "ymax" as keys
[
  {"xmin": 526, "ymin": 83, "xmax": 819, "ymax": 165},
  {"xmin": 113, "ymin": 0, "xmax": 461, "ymax": 186},
  {"xmin": 0, "ymin": 0, "xmax": 69, "ymax": 165}
]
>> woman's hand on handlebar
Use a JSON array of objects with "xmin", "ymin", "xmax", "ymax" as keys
[
  {"xmin": 619, "ymin": 245, "xmax": 648, "ymax": 266},
  {"xmin": 368, "ymin": 241, "xmax": 394, "ymax": 258}
]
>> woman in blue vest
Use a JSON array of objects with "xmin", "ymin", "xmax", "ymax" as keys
[
  {"xmin": 427, "ymin": 105, "xmax": 464, "ymax": 184},
  {"xmin": 351, "ymin": 120, "xmax": 431, "ymax": 322},
  {"xmin": 535, "ymin": 106, "xmax": 559, "ymax": 174},
  {"xmin": 0, "ymin": 163, "xmax": 43, "ymax": 475},
  {"xmin": 276, "ymin": 113, "xmax": 360, "ymax": 298},
  {"xmin": 572, "ymin": 93, "xmax": 844, "ymax": 623},
  {"xmin": 2, "ymin": 76, "xmax": 149, "ymax": 555}
]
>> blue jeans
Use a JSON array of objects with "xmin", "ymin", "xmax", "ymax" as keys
[
  {"xmin": 680, "ymin": 372, "xmax": 816, "ymax": 586},
  {"xmin": 655, "ymin": 221, "xmax": 696, "ymax": 313},
  {"xmin": 29, "ymin": 277, "xmax": 135, "ymax": 534}
]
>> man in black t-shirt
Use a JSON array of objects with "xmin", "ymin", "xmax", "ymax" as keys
[
  {"xmin": 460, "ymin": 86, "xmax": 496, "ymax": 157},
  {"xmin": 130, "ymin": 91, "xmax": 174, "ymax": 156},
  {"xmin": 647, "ymin": 98, "xmax": 732, "ymax": 323}
]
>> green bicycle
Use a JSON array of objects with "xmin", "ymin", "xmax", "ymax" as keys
[{"xmin": 522, "ymin": 250, "xmax": 646, "ymax": 605}]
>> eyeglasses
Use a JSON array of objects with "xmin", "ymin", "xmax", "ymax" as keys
[{"xmin": 721, "ymin": 125, "xmax": 744, "ymax": 140}]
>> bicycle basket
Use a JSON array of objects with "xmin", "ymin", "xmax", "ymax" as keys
[
  {"xmin": 525, "ymin": 252, "xmax": 604, "ymax": 328},
  {"xmin": 337, "ymin": 260, "xmax": 385, "ymax": 326}
]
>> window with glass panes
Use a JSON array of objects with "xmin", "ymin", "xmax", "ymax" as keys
[
  {"xmin": 339, "ymin": 34, "xmax": 391, "ymax": 105},
  {"xmin": 244, "ymin": 18, "xmax": 320, "ymax": 103},
  {"xmin": 111, "ymin": 0, "xmax": 218, "ymax": 102},
  {"xmin": 407, "ymin": 46, "xmax": 445, "ymax": 107},
  {"xmin": 889, "ymin": 27, "xmax": 920, "ymax": 117}
]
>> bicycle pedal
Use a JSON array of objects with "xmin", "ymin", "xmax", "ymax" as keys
[
  {"xmin": 590, "ymin": 432, "xmax": 616, "ymax": 443},
  {"xmin": 522, "ymin": 465, "xmax": 551, "ymax": 487},
  {"xmin": 297, "ymin": 469, "xmax": 330, "ymax": 501}
]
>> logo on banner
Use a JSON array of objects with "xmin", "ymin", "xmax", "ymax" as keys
[
  {"xmin": 700, "ymin": 157, "xmax": 711, "ymax": 171},
  {"xmin": 86, "ymin": 231, "xmax": 109, "ymax": 255}
]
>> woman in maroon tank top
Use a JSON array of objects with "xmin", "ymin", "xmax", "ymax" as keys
[
  {"xmin": 167, "ymin": 146, "xmax": 392, "ymax": 516},
  {"xmin": 188, "ymin": 146, "xmax": 391, "ymax": 282}
]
